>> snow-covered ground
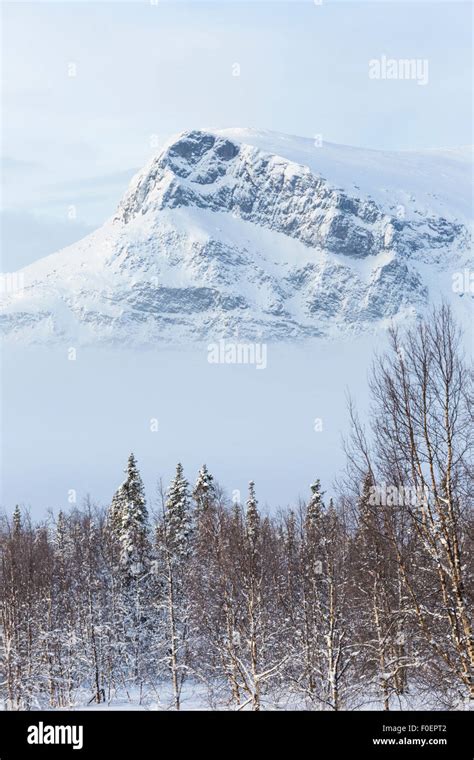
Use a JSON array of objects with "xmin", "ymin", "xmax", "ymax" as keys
[{"xmin": 6, "ymin": 682, "xmax": 469, "ymax": 712}]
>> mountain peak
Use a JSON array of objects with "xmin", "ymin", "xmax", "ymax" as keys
[
  {"xmin": 116, "ymin": 127, "xmax": 473, "ymax": 227},
  {"xmin": 1, "ymin": 128, "xmax": 471, "ymax": 346}
]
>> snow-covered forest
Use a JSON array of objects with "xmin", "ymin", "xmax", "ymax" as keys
[{"xmin": 1, "ymin": 306, "xmax": 472, "ymax": 711}]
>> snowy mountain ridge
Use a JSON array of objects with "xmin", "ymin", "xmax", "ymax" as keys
[{"xmin": 1, "ymin": 128, "xmax": 472, "ymax": 345}]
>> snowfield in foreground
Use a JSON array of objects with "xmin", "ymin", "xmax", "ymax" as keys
[{"xmin": 6, "ymin": 683, "xmax": 470, "ymax": 712}]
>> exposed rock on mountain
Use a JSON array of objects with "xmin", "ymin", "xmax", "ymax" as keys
[{"xmin": 1, "ymin": 128, "xmax": 471, "ymax": 345}]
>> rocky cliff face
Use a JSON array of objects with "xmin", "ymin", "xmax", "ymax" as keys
[{"xmin": 1, "ymin": 129, "xmax": 471, "ymax": 345}]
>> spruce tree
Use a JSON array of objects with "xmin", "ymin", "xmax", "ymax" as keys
[
  {"xmin": 306, "ymin": 479, "xmax": 325, "ymax": 530},
  {"xmin": 12, "ymin": 505, "xmax": 22, "ymax": 538},
  {"xmin": 165, "ymin": 462, "xmax": 192, "ymax": 560},
  {"xmin": 109, "ymin": 453, "xmax": 149, "ymax": 577},
  {"xmin": 159, "ymin": 463, "xmax": 193, "ymax": 709},
  {"xmin": 192, "ymin": 464, "xmax": 215, "ymax": 517},
  {"xmin": 245, "ymin": 480, "xmax": 260, "ymax": 548}
]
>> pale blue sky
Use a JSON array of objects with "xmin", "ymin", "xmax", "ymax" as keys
[
  {"xmin": 1, "ymin": 1, "xmax": 472, "ymax": 516},
  {"xmin": 1, "ymin": 0, "xmax": 472, "ymax": 267}
]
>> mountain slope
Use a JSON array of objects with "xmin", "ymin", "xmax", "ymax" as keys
[{"xmin": 1, "ymin": 129, "xmax": 472, "ymax": 345}]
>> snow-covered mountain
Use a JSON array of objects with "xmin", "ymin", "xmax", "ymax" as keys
[{"xmin": 1, "ymin": 128, "xmax": 472, "ymax": 345}]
